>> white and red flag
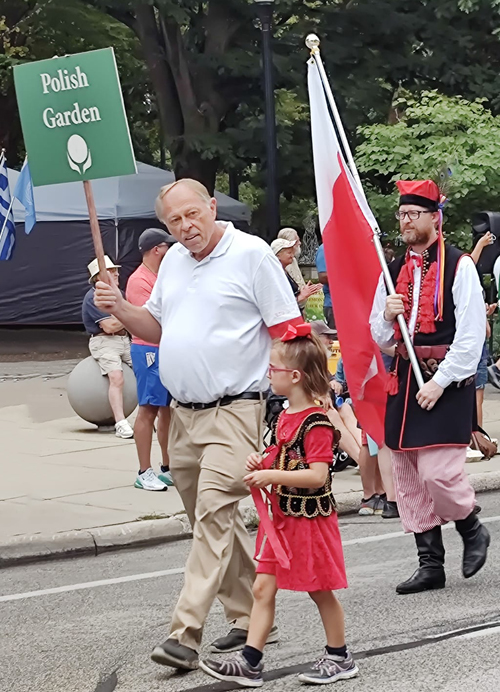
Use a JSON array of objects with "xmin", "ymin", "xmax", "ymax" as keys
[{"xmin": 308, "ymin": 59, "xmax": 387, "ymax": 445}]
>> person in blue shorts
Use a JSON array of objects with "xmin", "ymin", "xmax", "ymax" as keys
[{"xmin": 126, "ymin": 229, "xmax": 177, "ymax": 491}]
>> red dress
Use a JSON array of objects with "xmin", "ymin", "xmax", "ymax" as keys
[{"xmin": 255, "ymin": 407, "xmax": 347, "ymax": 592}]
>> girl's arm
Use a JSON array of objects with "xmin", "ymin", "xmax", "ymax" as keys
[
  {"xmin": 245, "ymin": 425, "xmax": 335, "ymax": 489},
  {"xmin": 245, "ymin": 464, "xmax": 329, "ymax": 490}
]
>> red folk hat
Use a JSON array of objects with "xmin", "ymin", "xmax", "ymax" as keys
[{"xmin": 396, "ymin": 180, "xmax": 440, "ymax": 211}]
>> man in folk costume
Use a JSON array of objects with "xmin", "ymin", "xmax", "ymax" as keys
[{"xmin": 370, "ymin": 179, "xmax": 490, "ymax": 594}]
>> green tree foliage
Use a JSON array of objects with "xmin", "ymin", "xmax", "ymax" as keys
[
  {"xmin": 355, "ymin": 90, "xmax": 500, "ymax": 248},
  {"xmin": 0, "ymin": 0, "xmax": 147, "ymax": 166},
  {"xmin": 5, "ymin": 0, "xmax": 500, "ymax": 237}
]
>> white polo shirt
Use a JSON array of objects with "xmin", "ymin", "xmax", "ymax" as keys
[{"xmin": 145, "ymin": 222, "xmax": 300, "ymax": 403}]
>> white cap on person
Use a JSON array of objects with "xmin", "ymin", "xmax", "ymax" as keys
[
  {"xmin": 270, "ymin": 238, "xmax": 296, "ymax": 255},
  {"xmin": 87, "ymin": 255, "xmax": 120, "ymax": 282}
]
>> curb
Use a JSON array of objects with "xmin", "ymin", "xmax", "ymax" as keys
[{"xmin": 2, "ymin": 471, "xmax": 500, "ymax": 568}]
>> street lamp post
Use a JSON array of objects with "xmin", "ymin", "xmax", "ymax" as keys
[{"xmin": 254, "ymin": 0, "xmax": 280, "ymax": 241}]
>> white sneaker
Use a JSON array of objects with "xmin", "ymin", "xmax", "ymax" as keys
[
  {"xmin": 134, "ymin": 467, "xmax": 167, "ymax": 491},
  {"xmin": 158, "ymin": 469, "xmax": 174, "ymax": 486},
  {"xmin": 466, "ymin": 447, "xmax": 483, "ymax": 462},
  {"xmin": 115, "ymin": 419, "xmax": 134, "ymax": 438}
]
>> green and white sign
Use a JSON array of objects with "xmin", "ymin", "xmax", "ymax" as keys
[{"xmin": 14, "ymin": 48, "xmax": 136, "ymax": 187}]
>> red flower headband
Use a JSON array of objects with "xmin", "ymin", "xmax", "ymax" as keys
[{"xmin": 281, "ymin": 323, "xmax": 312, "ymax": 342}]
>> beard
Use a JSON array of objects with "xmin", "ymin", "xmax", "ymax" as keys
[{"xmin": 401, "ymin": 226, "xmax": 434, "ymax": 247}]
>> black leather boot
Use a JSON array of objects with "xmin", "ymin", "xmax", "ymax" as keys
[
  {"xmin": 455, "ymin": 511, "xmax": 490, "ymax": 578},
  {"xmin": 396, "ymin": 526, "xmax": 446, "ymax": 594}
]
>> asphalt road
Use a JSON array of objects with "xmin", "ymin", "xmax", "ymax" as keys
[{"xmin": 2, "ymin": 493, "xmax": 500, "ymax": 692}]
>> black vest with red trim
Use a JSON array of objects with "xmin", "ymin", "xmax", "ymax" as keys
[{"xmin": 385, "ymin": 241, "xmax": 475, "ymax": 450}]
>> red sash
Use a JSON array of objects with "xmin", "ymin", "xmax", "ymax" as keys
[{"xmin": 251, "ymin": 444, "xmax": 292, "ymax": 570}]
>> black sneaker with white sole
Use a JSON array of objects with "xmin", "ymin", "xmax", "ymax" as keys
[
  {"xmin": 199, "ymin": 652, "xmax": 264, "ymax": 688},
  {"xmin": 210, "ymin": 626, "xmax": 279, "ymax": 653},
  {"xmin": 150, "ymin": 638, "xmax": 198, "ymax": 670},
  {"xmin": 298, "ymin": 650, "xmax": 358, "ymax": 685}
]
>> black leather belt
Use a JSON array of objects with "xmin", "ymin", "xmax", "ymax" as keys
[{"xmin": 177, "ymin": 391, "xmax": 262, "ymax": 411}]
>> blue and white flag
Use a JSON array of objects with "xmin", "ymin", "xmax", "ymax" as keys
[
  {"xmin": 13, "ymin": 160, "xmax": 36, "ymax": 235},
  {"xmin": 0, "ymin": 157, "xmax": 15, "ymax": 261}
]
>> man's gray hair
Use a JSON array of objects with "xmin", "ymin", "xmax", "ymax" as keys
[
  {"xmin": 155, "ymin": 179, "xmax": 213, "ymax": 223},
  {"xmin": 278, "ymin": 227, "xmax": 299, "ymax": 243}
]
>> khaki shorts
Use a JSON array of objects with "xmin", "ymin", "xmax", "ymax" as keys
[{"xmin": 88, "ymin": 334, "xmax": 132, "ymax": 375}]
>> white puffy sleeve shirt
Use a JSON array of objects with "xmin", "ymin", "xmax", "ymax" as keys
[{"xmin": 369, "ymin": 255, "xmax": 486, "ymax": 389}]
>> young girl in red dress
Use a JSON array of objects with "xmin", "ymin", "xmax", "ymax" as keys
[{"xmin": 200, "ymin": 323, "xmax": 358, "ymax": 688}]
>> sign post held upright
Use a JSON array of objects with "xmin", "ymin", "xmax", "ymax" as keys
[{"xmin": 14, "ymin": 47, "xmax": 136, "ymax": 280}]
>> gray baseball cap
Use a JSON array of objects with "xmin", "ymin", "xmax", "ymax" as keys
[
  {"xmin": 310, "ymin": 320, "xmax": 337, "ymax": 338},
  {"xmin": 138, "ymin": 228, "xmax": 177, "ymax": 254}
]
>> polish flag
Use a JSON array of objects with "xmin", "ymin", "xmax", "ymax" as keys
[{"xmin": 308, "ymin": 59, "xmax": 387, "ymax": 445}]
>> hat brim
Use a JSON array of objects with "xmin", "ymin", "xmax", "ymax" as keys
[{"xmin": 89, "ymin": 264, "xmax": 120, "ymax": 282}]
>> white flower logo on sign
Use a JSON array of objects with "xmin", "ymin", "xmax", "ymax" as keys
[{"xmin": 67, "ymin": 134, "xmax": 92, "ymax": 174}]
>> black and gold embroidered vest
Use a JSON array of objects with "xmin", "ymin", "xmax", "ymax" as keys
[
  {"xmin": 270, "ymin": 411, "xmax": 338, "ymax": 518},
  {"xmin": 385, "ymin": 242, "xmax": 476, "ymax": 450}
]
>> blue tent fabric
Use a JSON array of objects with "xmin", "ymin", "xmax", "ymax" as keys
[{"xmin": 0, "ymin": 163, "xmax": 251, "ymax": 324}]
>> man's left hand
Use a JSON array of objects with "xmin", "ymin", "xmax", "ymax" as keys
[{"xmin": 416, "ymin": 380, "xmax": 444, "ymax": 411}]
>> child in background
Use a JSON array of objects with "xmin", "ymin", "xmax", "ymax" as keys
[{"xmin": 200, "ymin": 323, "xmax": 358, "ymax": 688}]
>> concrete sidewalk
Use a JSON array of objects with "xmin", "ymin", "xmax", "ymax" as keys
[{"xmin": 2, "ymin": 359, "xmax": 500, "ymax": 564}]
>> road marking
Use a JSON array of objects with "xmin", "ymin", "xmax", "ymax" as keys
[
  {"xmin": 343, "ymin": 530, "xmax": 407, "ymax": 546},
  {"xmin": 2, "ymin": 513, "xmax": 500, "ymax": 604},
  {"xmin": 0, "ymin": 567, "xmax": 184, "ymax": 603},
  {"xmin": 458, "ymin": 625, "xmax": 500, "ymax": 640},
  {"xmin": 343, "ymin": 513, "xmax": 500, "ymax": 546},
  {"xmin": 183, "ymin": 619, "xmax": 500, "ymax": 692}
]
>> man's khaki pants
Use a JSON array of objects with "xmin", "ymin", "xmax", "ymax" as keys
[{"xmin": 168, "ymin": 398, "xmax": 264, "ymax": 651}]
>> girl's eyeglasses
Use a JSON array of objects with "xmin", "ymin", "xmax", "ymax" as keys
[{"xmin": 268, "ymin": 365, "xmax": 296, "ymax": 375}]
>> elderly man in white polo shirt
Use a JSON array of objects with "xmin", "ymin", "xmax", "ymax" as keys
[{"xmin": 94, "ymin": 178, "xmax": 301, "ymax": 671}]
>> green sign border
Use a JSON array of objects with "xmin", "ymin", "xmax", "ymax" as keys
[{"xmin": 14, "ymin": 47, "xmax": 136, "ymax": 187}]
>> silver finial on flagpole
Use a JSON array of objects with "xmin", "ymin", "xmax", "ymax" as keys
[{"xmin": 305, "ymin": 34, "xmax": 320, "ymax": 53}]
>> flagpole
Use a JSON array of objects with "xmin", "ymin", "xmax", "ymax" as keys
[
  {"xmin": 0, "ymin": 155, "xmax": 27, "ymax": 252},
  {"xmin": 306, "ymin": 34, "xmax": 424, "ymax": 390},
  {"xmin": 0, "ymin": 196, "xmax": 15, "ymax": 247}
]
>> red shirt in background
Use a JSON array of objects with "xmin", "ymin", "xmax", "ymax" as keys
[{"xmin": 126, "ymin": 264, "xmax": 158, "ymax": 347}]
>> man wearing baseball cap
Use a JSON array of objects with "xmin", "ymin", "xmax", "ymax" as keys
[
  {"xmin": 82, "ymin": 255, "xmax": 134, "ymax": 439},
  {"xmin": 126, "ymin": 229, "xmax": 177, "ymax": 491}
]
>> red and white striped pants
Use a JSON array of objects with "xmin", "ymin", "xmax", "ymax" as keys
[{"xmin": 391, "ymin": 446, "xmax": 475, "ymax": 534}]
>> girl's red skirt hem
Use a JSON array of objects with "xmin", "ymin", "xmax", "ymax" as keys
[{"xmin": 255, "ymin": 511, "xmax": 347, "ymax": 592}]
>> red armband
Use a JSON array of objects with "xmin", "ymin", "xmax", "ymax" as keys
[{"xmin": 268, "ymin": 316, "xmax": 303, "ymax": 340}]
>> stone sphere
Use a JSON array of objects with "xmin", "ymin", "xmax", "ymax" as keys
[{"xmin": 67, "ymin": 356, "xmax": 137, "ymax": 426}]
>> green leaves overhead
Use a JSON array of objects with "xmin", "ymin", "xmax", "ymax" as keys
[{"xmin": 356, "ymin": 90, "xmax": 500, "ymax": 247}]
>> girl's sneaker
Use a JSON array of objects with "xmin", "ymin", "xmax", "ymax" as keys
[
  {"xmin": 298, "ymin": 650, "xmax": 358, "ymax": 685},
  {"xmin": 199, "ymin": 652, "xmax": 264, "ymax": 688}
]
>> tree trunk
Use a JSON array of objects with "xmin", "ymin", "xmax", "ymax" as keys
[
  {"xmin": 133, "ymin": 4, "xmax": 183, "ymax": 145},
  {"xmin": 174, "ymin": 148, "xmax": 219, "ymax": 196}
]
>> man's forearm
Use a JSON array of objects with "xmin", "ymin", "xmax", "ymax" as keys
[{"xmin": 112, "ymin": 302, "xmax": 162, "ymax": 344}]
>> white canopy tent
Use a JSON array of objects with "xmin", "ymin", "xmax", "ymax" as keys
[{"xmin": 8, "ymin": 161, "xmax": 251, "ymax": 224}]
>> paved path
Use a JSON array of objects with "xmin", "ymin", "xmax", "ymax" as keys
[
  {"xmin": 1, "ymin": 491, "xmax": 500, "ymax": 692},
  {"xmin": 2, "ymin": 360, "xmax": 500, "ymax": 543}
]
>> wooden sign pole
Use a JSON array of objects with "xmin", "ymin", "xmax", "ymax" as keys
[{"xmin": 83, "ymin": 179, "xmax": 107, "ymax": 283}]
